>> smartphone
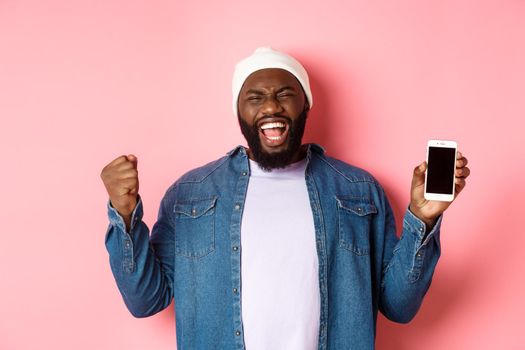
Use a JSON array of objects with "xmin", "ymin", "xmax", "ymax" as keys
[{"xmin": 424, "ymin": 140, "xmax": 457, "ymax": 202}]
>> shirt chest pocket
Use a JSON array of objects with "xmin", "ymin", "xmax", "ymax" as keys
[
  {"xmin": 173, "ymin": 197, "xmax": 217, "ymax": 259},
  {"xmin": 336, "ymin": 197, "xmax": 377, "ymax": 256}
]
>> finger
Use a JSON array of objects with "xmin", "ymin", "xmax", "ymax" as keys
[
  {"xmin": 108, "ymin": 155, "xmax": 129, "ymax": 166},
  {"xmin": 454, "ymin": 177, "xmax": 466, "ymax": 194},
  {"xmin": 115, "ymin": 187, "xmax": 137, "ymax": 197},
  {"xmin": 115, "ymin": 186, "xmax": 131, "ymax": 197},
  {"xmin": 455, "ymin": 166, "xmax": 470, "ymax": 178},
  {"xmin": 456, "ymin": 155, "xmax": 468, "ymax": 168},
  {"xmin": 415, "ymin": 161, "xmax": 427, "ymax": 174},
  {"xmin": 118, "ymin": 169, "xmax": 138, "ymax": 180},
  {"xmin": 411, "ymin": 162, "xmax": 427, "ymax": 187},
  {"xmin": 127, "ymin": 154, "xmax": 138, "ymax": 169},
  {"xmin": 116, "ymin": 178, "xmax": 139, "ymax": 195},
  {"xmin": 115, "ymin": 161, "xmax": 136, "ymax": 172}
]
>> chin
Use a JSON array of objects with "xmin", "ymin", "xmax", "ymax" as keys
[{"xmin": 260, "ymin": 142, "xmax": 290, "ymax": 154}]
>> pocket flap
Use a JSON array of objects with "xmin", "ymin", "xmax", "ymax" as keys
[
  {"xmin": 335, "ymin": 197, "xmax": 377, "ymax": 216},
  {"xmin": 174, "ymin": 197, "xmax": 217, "ymax": 218}
]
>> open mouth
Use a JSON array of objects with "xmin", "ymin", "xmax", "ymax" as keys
[{"xmin": 258, "ymin": 119, "xmax": 290, "ymax": 147}]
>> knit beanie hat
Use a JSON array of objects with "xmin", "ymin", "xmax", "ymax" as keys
[{"xmin": 232, "ymin": 47, "xmax": 313, "ymax": 116}]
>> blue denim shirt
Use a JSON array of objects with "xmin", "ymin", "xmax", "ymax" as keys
[{"xmin": 105, "ymin": 143, "xmax": 442, "ymax": 350}]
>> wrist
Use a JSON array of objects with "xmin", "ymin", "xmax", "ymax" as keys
[
  {"xmin": 109, "ymin": 200, "xmax": 134, "ymax": 232},
  {"xmin": 409, "ymin": 204, "xmax": 437, "ymax": 230}
]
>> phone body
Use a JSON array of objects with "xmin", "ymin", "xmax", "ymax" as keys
[{"xmin": 424, "ymin": 140, "xmax": 457, "ymax": 202}]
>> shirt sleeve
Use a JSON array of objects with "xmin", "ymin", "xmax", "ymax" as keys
[
  {"xmin": 104, "ymin": 191, "xmax": 175, "ymax": 318},
  {"xmin": 377, "ymin": 185, "xmax": 443, "ymax": 323}
]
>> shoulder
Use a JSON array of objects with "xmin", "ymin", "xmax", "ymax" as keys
[
  {"xmin": 312, "ymin": 152, "xmax": 378, "ymax": 185},
  {"xmin": 160, "ymin": 155, "xmax": 229, "ymax": 201},
  {"xmin": 176, "ymin": 156, "xmax": 230, "ymax": 184},
  {"xmin": 309, "ymin": 149, "xmax": 388, "ymax": 207},
  {"xmin": 164, "ymin": 146, "xmax": 245, "ymax": 195}
]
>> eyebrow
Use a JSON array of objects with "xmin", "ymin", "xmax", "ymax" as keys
[{"xmin": 245, "ymin": 86, "xmax": 297, "ymax": 95}]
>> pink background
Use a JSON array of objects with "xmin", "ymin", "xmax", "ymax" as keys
[{"xmin": 1, "ymin": 0, "xmax": 524, "ymax": 349}]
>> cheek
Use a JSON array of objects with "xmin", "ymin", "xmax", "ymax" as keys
[
  {"xmin": 284, "ymin": 97, "xmax": 306, "ymax": 114},
  {"xmin": 285, "ymin": 106, "xmax": 303, "ymax": 119},
  {"xmin": 238, "ymin": 112, "xmax": 255, "ymax": 128},
  {"xmin": 239, "ymin": 105, "xmax": 259, "ymax": 122}
]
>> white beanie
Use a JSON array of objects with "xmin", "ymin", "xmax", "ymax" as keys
[{"xmin": 232, "ymin": 47, "xmax": 313, "ymax": 116}]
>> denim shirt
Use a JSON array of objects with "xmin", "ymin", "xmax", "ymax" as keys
[{"xmin": 105, "ymin": 143, "xmax": 442, "ymax": 350}]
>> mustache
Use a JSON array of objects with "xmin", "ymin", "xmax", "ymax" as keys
[
  {"xmin": 255, "ymin": 114, "xmax": 292, "ymax": 128},
  {"xmin": 237, "ymin": 109, "xmax": 308, "ymax": 171}
]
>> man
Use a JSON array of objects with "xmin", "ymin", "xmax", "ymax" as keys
[{"xmin": 101, "ymin": 47, "xmax": 470, "ymax": 349}]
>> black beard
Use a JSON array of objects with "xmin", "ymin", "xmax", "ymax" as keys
[{"xmin": 238, "ymin": 110, "xmax": 308, "ymax": 171}]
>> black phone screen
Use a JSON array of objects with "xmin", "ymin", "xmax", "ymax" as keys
[{"xmin": 427, "ymin": 147, "xmax": 456, "ymax": 194}]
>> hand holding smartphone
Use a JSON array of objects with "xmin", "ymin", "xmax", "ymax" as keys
[{"xmin": 424, "ymin": 140, "xmax": 457, "ymax": 202}]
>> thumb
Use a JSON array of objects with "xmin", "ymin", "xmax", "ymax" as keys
[
  {"xmin": 411, "ymin": 161, "xmax": 427, "ymax": 187},
  {"xmin": 126, "ymin": 154, "xmax": 138, "ymax": 168}
]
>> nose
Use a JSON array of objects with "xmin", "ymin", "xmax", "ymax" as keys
[{"xmin": 261, "ymin": 95, "xmax": 284, "ymax": 115}]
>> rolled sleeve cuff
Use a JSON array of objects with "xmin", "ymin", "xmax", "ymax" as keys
[
  {"xmin": 404, "ymin": 207, "xmax": 443, "ymax": 246},
  {"xmin": 107, "ymin": 196, "xmax": 144, "ymax": 235}
]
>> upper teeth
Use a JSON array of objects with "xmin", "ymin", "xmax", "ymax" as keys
[{"xmin": 261, "ymin": 122, "xmax": 285, "ymax": 130}]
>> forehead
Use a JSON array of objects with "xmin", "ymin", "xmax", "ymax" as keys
[{"xmin": 241, "ymin": 68, "xmax": 302, "ymax": 91}]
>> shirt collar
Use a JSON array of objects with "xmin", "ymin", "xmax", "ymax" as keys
[{"xmin": 226, "ymin": 143, "xmax": 325, "ymax": 158}]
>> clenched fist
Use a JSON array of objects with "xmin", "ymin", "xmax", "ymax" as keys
[{"xmin": 100, "ymin": 154, "xmax": 139, "ymax": 230}]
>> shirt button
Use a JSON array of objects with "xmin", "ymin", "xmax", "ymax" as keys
[
  {"xmin": 125, "ymin": 241, "xmax": 131, "ymax": 248},
  {"xmin": 234, "ymin": 204, "xmax": 240, "ymax": 210},
  {"xmin": 235, "ymin": 330, "xmax": 241, "ymax": 336},
  {"xmin": 416, "ymin": 253, "xmax": 422, "ymax": 257},
  {"xmin": 419, "ymin": 227, "xmax": 424, "ymax": 232},
  {"xmin": 241, "ymin": 171, "xmax": 247, "ymax": 176},
  {"xmin": 233, "ymin": 288, "xmax": 238, "ymax": 293},
  {"xmin": 191, "ymin": 209, "xmax": 196, "ymax": 215},
  {"xmin": 232, "ymin": 246, "xmax": 238, "ymax": 251}
]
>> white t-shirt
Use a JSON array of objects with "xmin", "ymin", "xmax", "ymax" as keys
[{"xmin": 240, "ymin": 158, "xmax": 320, "ymax": 350}]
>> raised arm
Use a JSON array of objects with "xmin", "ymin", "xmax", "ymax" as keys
[
  {"xmin": 379, "ymin": 152, "xmax": 470, "ymax": 322},
  {"xmin": 101, "ymin": 155, "xmax": 175, "ymax": 317}
]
